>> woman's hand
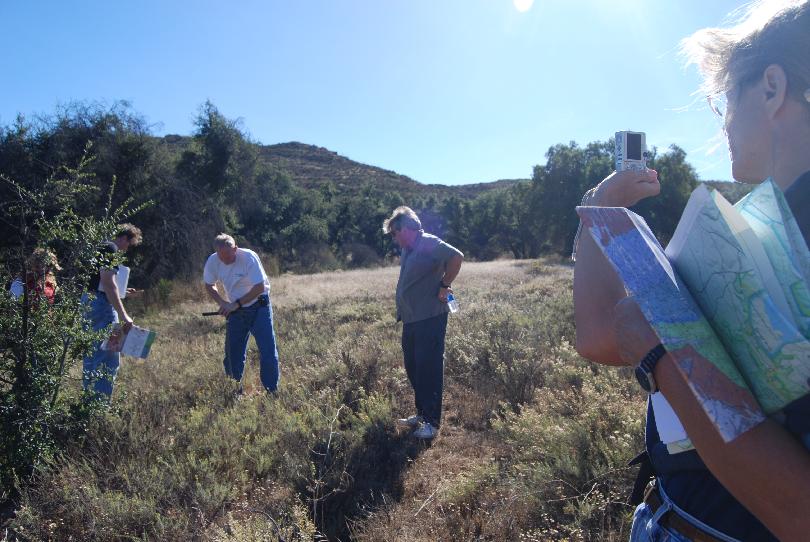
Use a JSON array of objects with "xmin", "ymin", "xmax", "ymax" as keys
[{"xmin": 593, "ymin": 169, "xmax": 660, "ymax": 208}]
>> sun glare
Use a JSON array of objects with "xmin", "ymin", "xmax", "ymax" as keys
[{"xmin": 513, "ymin": 0, "xmax": 534, "ymax": 13}]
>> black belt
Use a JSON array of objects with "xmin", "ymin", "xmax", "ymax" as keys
[
  {"xmin": 643, "ymin": 481, "xmax": 727, "ymax": 542},
  {"xmin": 238, "ymin": 294, "xmax": 269, "ymax": 310}
]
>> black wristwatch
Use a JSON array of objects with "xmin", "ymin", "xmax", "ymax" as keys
[
  {"xmin": 634, "ymin": 343, "xmax": 667, "ymax": 394},
  {"xmin": 440, "ymin": 281, "xmax": 451, "ymax": 289}
]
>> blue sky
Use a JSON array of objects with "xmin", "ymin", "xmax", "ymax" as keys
[{"xmin": 1, "ymin": 0, "xmax": 744, "ymax": 185}]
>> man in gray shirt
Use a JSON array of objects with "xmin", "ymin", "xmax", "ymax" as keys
[{"xmin": 384, "ymin": 206, "xmax": 463, "ymax": 439}]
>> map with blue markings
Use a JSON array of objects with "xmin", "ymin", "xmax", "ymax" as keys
[{"xmin": 578, "ymin": 180, "xmax": 810, "ymax": 444}]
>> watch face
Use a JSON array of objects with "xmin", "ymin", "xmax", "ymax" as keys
[{"xmin": 634, "ymin": 366, "xmax": 654, "ymax": 393}]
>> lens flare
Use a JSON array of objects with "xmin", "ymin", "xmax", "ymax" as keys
[{"xmin": 513, "ymin": 0, "xmax": 534, "ymax": 12}]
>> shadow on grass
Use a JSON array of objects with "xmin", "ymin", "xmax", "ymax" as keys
[{"xmin": 309, "ymin": 420, "xmax": 431, "ymax": 541}]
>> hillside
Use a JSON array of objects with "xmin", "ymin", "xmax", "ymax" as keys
[
  {"xmin": 8, "ymin": 260, "xmax": 645, "ymax": 541},
  {"xmin": 257, "ymin": 142, "xmax": 524, "ymax": 199},
  {"xmin": 164, "ymin": 135, "xmax": 524, "ymax": 199}
]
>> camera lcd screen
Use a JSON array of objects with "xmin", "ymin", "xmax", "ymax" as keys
[{"xmin": 626, "ymin": 133, "xmax": 642, "ymax": 160}]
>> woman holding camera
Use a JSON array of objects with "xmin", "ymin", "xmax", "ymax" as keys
[{"xmin": 574, "ymin": 1, "xmax": 810, "ymax": 541}]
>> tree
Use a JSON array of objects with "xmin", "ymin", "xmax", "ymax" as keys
[{"xmin": 0, "ymin": 160, "xmax": 147, "ymax": 501}]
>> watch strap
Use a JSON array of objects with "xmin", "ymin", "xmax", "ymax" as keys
[
  {"xmin": 635, "ymin": 343, "xmax": 666, "ymax": 394},
  {"xmin": 639, "ymin": 344, "xmax": 666, "ymax": 370}
]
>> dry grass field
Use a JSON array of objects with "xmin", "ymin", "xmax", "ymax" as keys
[{"xmin": 8, "ymin": 259, "xmax": 646, "ymax": 541}]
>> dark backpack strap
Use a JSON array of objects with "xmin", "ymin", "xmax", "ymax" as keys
[{"xmin": 628, "ymin": 450, "xmax": 655, "ymax": 506}]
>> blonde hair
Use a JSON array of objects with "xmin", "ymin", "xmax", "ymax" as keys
[
  {"xmin": 681, "ymin": 0, "xmax": 810, "ymax": 107},
  {"xmin": 27, "ymin": 248, "xmax": 61, "ymax": 272},
  {"xmin": 382, "ymin": 206, "xmax": 422, "ymax": 234},
  {"xmin": 25, "ymin": 248, "xmax": 60, "ymax": 289}
]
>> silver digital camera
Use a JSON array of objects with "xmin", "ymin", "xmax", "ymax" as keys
[{"xmin": 614, "ymin": 131, "xmax": 648, "ymax": 172}]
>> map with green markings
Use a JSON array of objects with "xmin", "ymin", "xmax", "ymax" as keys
[{"xmin": 577, "ymin": 180, "xmax": 810, "ymax": 444}]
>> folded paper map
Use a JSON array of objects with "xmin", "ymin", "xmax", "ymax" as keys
[
  {"xmin": 102, "ymin": 324, "xmax": 156, "ymax": 359},
  {"xmin": 577, "ymin": 180, "xmax": 810, "ymax": 446}
]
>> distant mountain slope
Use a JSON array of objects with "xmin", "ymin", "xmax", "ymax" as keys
[
  {"xmin": 162, "ymin": 136, "xmax": 523, "ymax": 200},
  {"xmin": 258, "ymin": 142, "xmax": 523, "ymax": 199},
  {"xmin": 257, "ymin": 142, "xmax": 422, "ymax": 193}
]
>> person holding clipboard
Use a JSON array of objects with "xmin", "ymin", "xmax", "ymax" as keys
[{"xmin": 82, "ymin": 223, "xmax": 143, "ymax": 399}]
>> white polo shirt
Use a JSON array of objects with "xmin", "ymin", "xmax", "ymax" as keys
[{"xmin": 203, "ymin": 248, "xmax": 270, "ymax": 307}]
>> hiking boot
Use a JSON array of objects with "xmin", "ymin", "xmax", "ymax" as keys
[
  {"xmin": 396, "ymin": 414, "xmax": 423, "ymax": 428},
  {"xmin": 412, "ymin": 422, "xmax": 438, "ymax": 439}
]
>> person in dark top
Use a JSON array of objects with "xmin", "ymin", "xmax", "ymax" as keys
[
  {"xmin": 82, "ymin": 223, "xmax": 143, "ymax": 398},
  {"xmin": 573, "ymin": 1, "xmax": 810, "ymax": 541},
  {"xmin": 785, "ymin": 170, "xmax": 809, "ymax": 241}
]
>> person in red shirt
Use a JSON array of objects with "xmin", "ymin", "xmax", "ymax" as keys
[{"xmin": 9, "ymin": 248, "xmax": 60, "ymax": 305}]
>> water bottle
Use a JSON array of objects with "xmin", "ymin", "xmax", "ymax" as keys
[{"xmin": 447, "ymin": 293, "xmax": 459, "ymax": 313}]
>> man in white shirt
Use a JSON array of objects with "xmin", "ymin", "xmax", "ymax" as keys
[{"xmin": 203, "ymin": 233, "xmax": 279, "ymax": 395}]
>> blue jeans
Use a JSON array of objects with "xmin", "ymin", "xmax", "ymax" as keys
[
  {"xmin": 629, "ymin": 480, "xmax": 742, "ymax": 542},
  {"xmin": 401, "ymin": 312, "xmax": 448, "ymax": 427},
  {"xmin": 224, "ymin": 297, "xmax": 279, "ymax": 392},
  {"xmin": 82, "ymin": 292, "xmax": 120, "ymax": 398}
]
